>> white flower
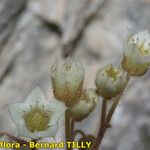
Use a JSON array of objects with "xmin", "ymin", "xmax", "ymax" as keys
[
  {"xmin": 95, "ymin": 65, "xmax": 127, "ymax": 100},
  {"xmin": 9, "ymin": 87, "xmax": 66, "ymax": 139},
  {"xmin": 51, "ymin": 58, "xmax": 85, "ymax": 107},
  {"xmin": 122, "ymin": 30, "xmax": 150, "ymax": 76}
]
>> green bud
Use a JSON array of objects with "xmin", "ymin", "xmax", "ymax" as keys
[
  {"xmin": 70, "ymin": 89, "xmax": 98, "ymax": 122},
  {"xmin": 95, "ymin": 65, "xmax": 128, "ymax": 100},
  {"xmin": 51, "ymin": 58, "xmax": 85, "ymax": 107},
  {"xmin": 121, "ymin": 30, "xmax": 150, "ymax": 76}
]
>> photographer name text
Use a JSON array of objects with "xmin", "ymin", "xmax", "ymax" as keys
[{"xmin": 0, "ymin": 141, "xmax": 92, "ymax": 149}]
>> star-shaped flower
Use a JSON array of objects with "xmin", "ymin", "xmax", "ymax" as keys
[{"xmin": 9, "ymin": 87, "xmax": 66, "ymax": 139}]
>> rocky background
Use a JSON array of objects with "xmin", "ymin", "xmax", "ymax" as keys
[{"xmin": 0, "ymin": 0, "xmax": 150, "ymax": 150}]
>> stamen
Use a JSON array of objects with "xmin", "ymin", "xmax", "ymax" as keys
[
  {"xmin": 24, "ymin": 107, "xmax": 51, "ymax": 132},
  {"xmin": 105, "ymin": 66, "xmax": 119, "ymax": 81}
]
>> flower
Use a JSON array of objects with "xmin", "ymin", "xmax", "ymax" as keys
[
  {"xmin": 70, "ymin": 89, "xmax": 98, "ymax": 122},
  {"xmin": 51, "ymin": 58, "xmax": 85, "ymax": 107},
  {"xmin": 9, "ymin": 87, "xmax": 65, "ymax": 139},
  {"xmin": 121, "ymin": 30, "xmax": 150, "ymax": 76},
  {"xmin": 95, "ymin": 65, "xmax": 128, "ymax": 100}
]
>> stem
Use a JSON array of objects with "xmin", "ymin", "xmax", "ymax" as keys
[
  {"xmin": 106, "ymin": 95, "xmax": 121, "ymax": 124},
  {"xmin": 71, "ymin": 119, "xmax": 75, "ymax": 141},
  {"xmin": 100, "ymin": 99, "xmax": 107, "ymax": 129},
  {"xmin": 91, "ymin": 98, "xmax": 107, "ymax": 150},
  {"xmin": 65, "ymin": 109, "xmax": 74, "ymax": 150},
  {"xmin": 91, "ymin": 95, "xmax": 122, "ymax": 150},
  {"xmin": 91, "ymin": 77, "xmax": 131, "ymax": 150}
]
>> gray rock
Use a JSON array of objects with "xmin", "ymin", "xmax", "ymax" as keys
[
  {"xmin": 61, "ymin": 0, "xmax": 105, "ymax": 57},
  {"xmin": 0, "ymin": 0, "xmax": 26, "ymax": 51},
  {"xmin": 28, "ymin": 0, "xmax": 67, "ymax": 25},
  {"xmin": 0, "ymin": 8, "xmax": 60, "ymax": 135}
]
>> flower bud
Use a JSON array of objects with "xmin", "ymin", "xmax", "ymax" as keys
[
  {"xmin": 95, "ymin": 65, "xmax": 128, "ymax": 100},
  {"xmin": 121, "ymin": 30, "xmax": 150, "ymax": 76},
  {"xmin": 51, "ymin": 58, "xmax": 85, "ymax": 107},
  {"xmin": 70, "ymin": 89, "xmax": 98, "ymax": 122}
]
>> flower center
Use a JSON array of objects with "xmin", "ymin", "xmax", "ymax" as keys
[
  {"xmin": 24, "ymin": 106, "xmax": 51, "ymax": 132},
  {"xmin": 105, "ymin": 66, "xmax": 119, "ymax": 81}
]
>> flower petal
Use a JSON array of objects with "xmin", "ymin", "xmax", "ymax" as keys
[
  {"xmin": 24, "ymin": 87, "xmax": 49, "ymax": 107},
  {"xmin": 8, "ymin": 103, "xmax": 30, "ymax": 125},
  {"xmin": 46, "ymin": 101, "xmax": 66, "ymax": 126}
]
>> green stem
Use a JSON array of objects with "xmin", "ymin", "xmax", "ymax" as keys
[{"xmin": 65, "ymin": 109, "xmax": 74, "ymax": 150}]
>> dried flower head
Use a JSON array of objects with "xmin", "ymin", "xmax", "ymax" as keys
[
  {"xmin": 9, "ymin": 87, "xmax": 65, "ymax": 139},
  {"xmin": 122, "ymin": 30, "xmax": 150, "ymax": 76},
  {"xmin": 70, "ymin": 89, "xmax": 98, "ymax": 122},
  {"xmin": 51, "ymin": 58, "xmax": 85, "ymax": 107},
  {"xmin": 95, "ymin": 65, "xmax": 128, "ymax": 100}
]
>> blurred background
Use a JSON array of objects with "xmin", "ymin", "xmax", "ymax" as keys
[{"xmin": 0, "ymin": 0, "xmax": 150, "ymax": 150}]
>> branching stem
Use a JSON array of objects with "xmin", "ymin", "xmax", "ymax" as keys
[{"xmin": 91, "ymin": 77, "xmax": 130, "ymax": 150}]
